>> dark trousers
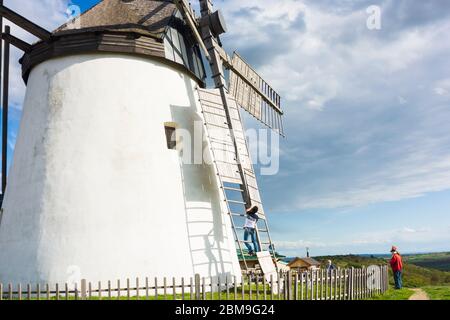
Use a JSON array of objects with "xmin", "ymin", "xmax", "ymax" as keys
[{"xmin": 393, "ymin": 271, "xmax": 402, "ymax": 289}]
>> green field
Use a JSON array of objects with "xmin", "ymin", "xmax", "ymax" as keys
[
  {"xmin": 422, "ymin": 286, "xmax": 450, "ymax": 300},
  {"xmin": 404, "ymin": 252, "xmax": 450, "ymax": 272},
  {"xmin": 315, "ymin": 255, "xmax": 386, "ymax": 269},
  {"xmin": 366, "ymin": 288, "xmax": 415, "ymax": 300}
]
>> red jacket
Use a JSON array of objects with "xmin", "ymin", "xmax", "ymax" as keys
[{"xmin": 390, "ymin": 253, "xmax": 403, "ymax": 272}]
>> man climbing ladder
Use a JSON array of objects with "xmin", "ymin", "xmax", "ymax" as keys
[{"xmin": 243, "ymin": 206, "xmax": 260, "ymax": 256}]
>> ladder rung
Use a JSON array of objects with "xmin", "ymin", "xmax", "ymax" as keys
[
  {"xmin": 238, "ymin": 240, "xmax": 272, "ymax": 245},
  {"xmin": 234, "ymin": 226, "xmax": 269, "ymax": 233},
  {"xmin": 227, "ymin": 200, "xmax": 247, "ymax": 205},
  {"xmin": 231, "ymin": 213, "xmax": 245, "ymax": 217},
  {"xmin": 230, "ymin": 212, "xmax": 266, "ymax": 220},
  {"xmin": 223, "ymin": 186, "xmax": 244, "ymax": 192}
]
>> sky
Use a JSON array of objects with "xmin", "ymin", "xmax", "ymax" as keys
[{"xmin": 2, "ymin": 0, "xmax": 450, "ymax": 257}]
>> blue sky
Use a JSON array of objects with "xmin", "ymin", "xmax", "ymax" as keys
[{"xmin": 3, "ymin": 0, "xmax": 450, "ymax": 256}]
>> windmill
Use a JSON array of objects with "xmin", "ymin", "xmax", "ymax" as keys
[
  {"xmin": 173, "ymin": 0, "xmax": 285, "ymax": 268},
  {"xmin": 0, "ymin": 0, "xmax": 284, "ymax": 285}
]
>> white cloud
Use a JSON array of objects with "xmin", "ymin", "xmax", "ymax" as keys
[
  {"xmin": 434, "ymin": 78, "xmax": 450, "ymax": 96},
  {"xmin": 275, "ymin": 226, "xmax": 450, "ymax": 253},
  {"xmin": 218, "ymin": 0, "xmax": 450, "ymax": 211}
]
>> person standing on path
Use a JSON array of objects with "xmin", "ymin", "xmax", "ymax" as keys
[{"xmin": 390, "ymin": 246, "xmax": 403, "ymax": 289}]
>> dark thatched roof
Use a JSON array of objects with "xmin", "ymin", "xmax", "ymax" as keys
[{"xmin": 54, "ymin": 0, "xmax": 177, "ymax": 39}]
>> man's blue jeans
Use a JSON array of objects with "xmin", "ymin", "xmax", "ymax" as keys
[
  {"xmin": 244, "ymin": 227, "xmax": 259, "ymax": 253},
  {"xmin": 394, "ymin": 271, "xmax": 402, "ymax": 289}
]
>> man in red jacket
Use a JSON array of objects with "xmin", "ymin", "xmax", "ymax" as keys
[{"xmin": 390, "ymin": 246, "xmax": 403, "ymax": 289}]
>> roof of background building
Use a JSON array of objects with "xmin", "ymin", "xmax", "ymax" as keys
[
  {"xmin": 54, "ymin": 0, "xmax": 177, "ymax": 39},
  {"xmin": 286, "ymin": 257, "xmax": 321, "ymax": 267}
]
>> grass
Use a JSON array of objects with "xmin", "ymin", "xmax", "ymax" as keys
[
  {"xmin": 366, "ymin": 288, "xmax": 415, "ymax": 300},
  {"xmin": 1, "ymin": 282, "xmax": 377, "ymax": 301},
  {"xmin": 422, "ymin": 286, "xmax": 450, "ymax": 300},
  {"xmin": 1, "ymin": 284, "xmax": 282, "ymax": 301},
  {"xmin": 388, "ymin": 264, "xmax": 450, "ymax": 288}
]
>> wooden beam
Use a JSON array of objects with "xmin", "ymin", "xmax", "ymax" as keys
[
  {"xmin": 2, "ymin": 25, "xmax": 10, "ymax": 194},
  {"xmin": 0, "ymin": 4, "xmax": 51, "ymax": 41},
  {"xmin": 0, "ymin": 0, "xmax": 3, "ymax": 198},
  {"xmin": 1, "ymin": 32, "xmax": 31, "ymax": 52},
  {"xmin": 173, "ymin": 0, "xmax": 210, "ymax": 61}
]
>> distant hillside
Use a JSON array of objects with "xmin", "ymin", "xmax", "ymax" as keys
[
  {"xmin": 403, "ymin": 252, "xmax": 450, "ymax": 272},
  {"xmin": 314, "ymin": 254, "xmax": 450, "ymax": 287},
  {"xmin": 315, "ymin": 254, "xmax": 386, "ymax": 268}
]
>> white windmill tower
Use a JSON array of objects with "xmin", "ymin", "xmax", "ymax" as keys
[{"xmin": 0, "ymin": 0, "xmax": 285, "ymax": 286}]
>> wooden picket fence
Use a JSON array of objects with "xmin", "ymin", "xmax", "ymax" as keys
[{"xmin": 0, "ymin": 265, "xmax": 389, "ymax": 301}]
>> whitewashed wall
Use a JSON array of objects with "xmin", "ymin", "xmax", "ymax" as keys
[{"xmin": 0, "ymin": 54, "xmax": 241, "ymax": 285}]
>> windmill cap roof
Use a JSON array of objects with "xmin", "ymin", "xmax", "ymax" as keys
[{"xmin": 54, "ymin": 0, "xmax": 177, "ymax": 39}]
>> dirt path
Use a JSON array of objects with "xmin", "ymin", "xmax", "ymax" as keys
[{"xmin": 409, "ymin": 288, "xmax": 430, "ymax": 300}]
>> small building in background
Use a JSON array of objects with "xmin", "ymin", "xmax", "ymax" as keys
[
  {"xmin": 276, "ymin": 260, "xmax": 291, "ymax": 272},
  {"xmin": 287, "ymin": 257, "xmax": 321, "ymax": 272},
  {"xmin": 238, "ymin": 250, "xmax": 286, "ymax": 273}
]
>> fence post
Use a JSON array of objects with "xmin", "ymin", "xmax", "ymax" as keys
[
  {"xmin": 361, "ymin": 267, "xmax": 365, "ymax": 299},
  {"xmin": 294, "ymin": 273, "xmax": 298, "ymax": 301},
  {"xmin": 270, "ymin": 274, "xmax": 274, "ymax": 300},
  {"xmin": 286, "ymin": 270, "xmax": 292, "ymax": 300},
  {"xmin": 80, "ymin": 279, "xmax": 87, "ymax": 300},
  {"xmin": 356, "ymin": 268, "xmax": 360, "ymax": 300},
  {"xmin": 316, "ymin": 270, "xmax": 319, "ymax": 300},
  {"xmin": 194, "ymin": 274, "xmax": 201, "ymax": 300},
  {"xmin": 18, "ymin": 283, "xmax": 22, "ymax": 301},
  {"xmin": 350, "ymin": 267, "xmax": 354, "ymax": 300},
  {"xmin": 363, "ymin": 268, "xmax": 366, "ymax": 299},
  {"xmin": 74, "ymin": 283, "xmax": 78, "ymax": 300},
  {"xmin": 8, "ymin": 283, "xmax": 12, "ymax": 300},
  {"xmin": 385, "ymin": 265, "xmax": 389, "ymax": 292},
  {"xmin": 380, "ymin": 265, "xmax": 384, "ymax": 294},
  {"xmin": 343, "ymin": 269, "xmax": 348, "ymax": 300}
]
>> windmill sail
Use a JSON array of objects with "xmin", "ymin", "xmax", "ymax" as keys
[{"xmin": 228, "ymin": 53, "xmax": 285, "ymax": 136}]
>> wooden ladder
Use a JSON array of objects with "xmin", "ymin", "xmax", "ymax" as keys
[{"xmin": 197, "ymin": 88, "xmax": 278, "ymax": 272}]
